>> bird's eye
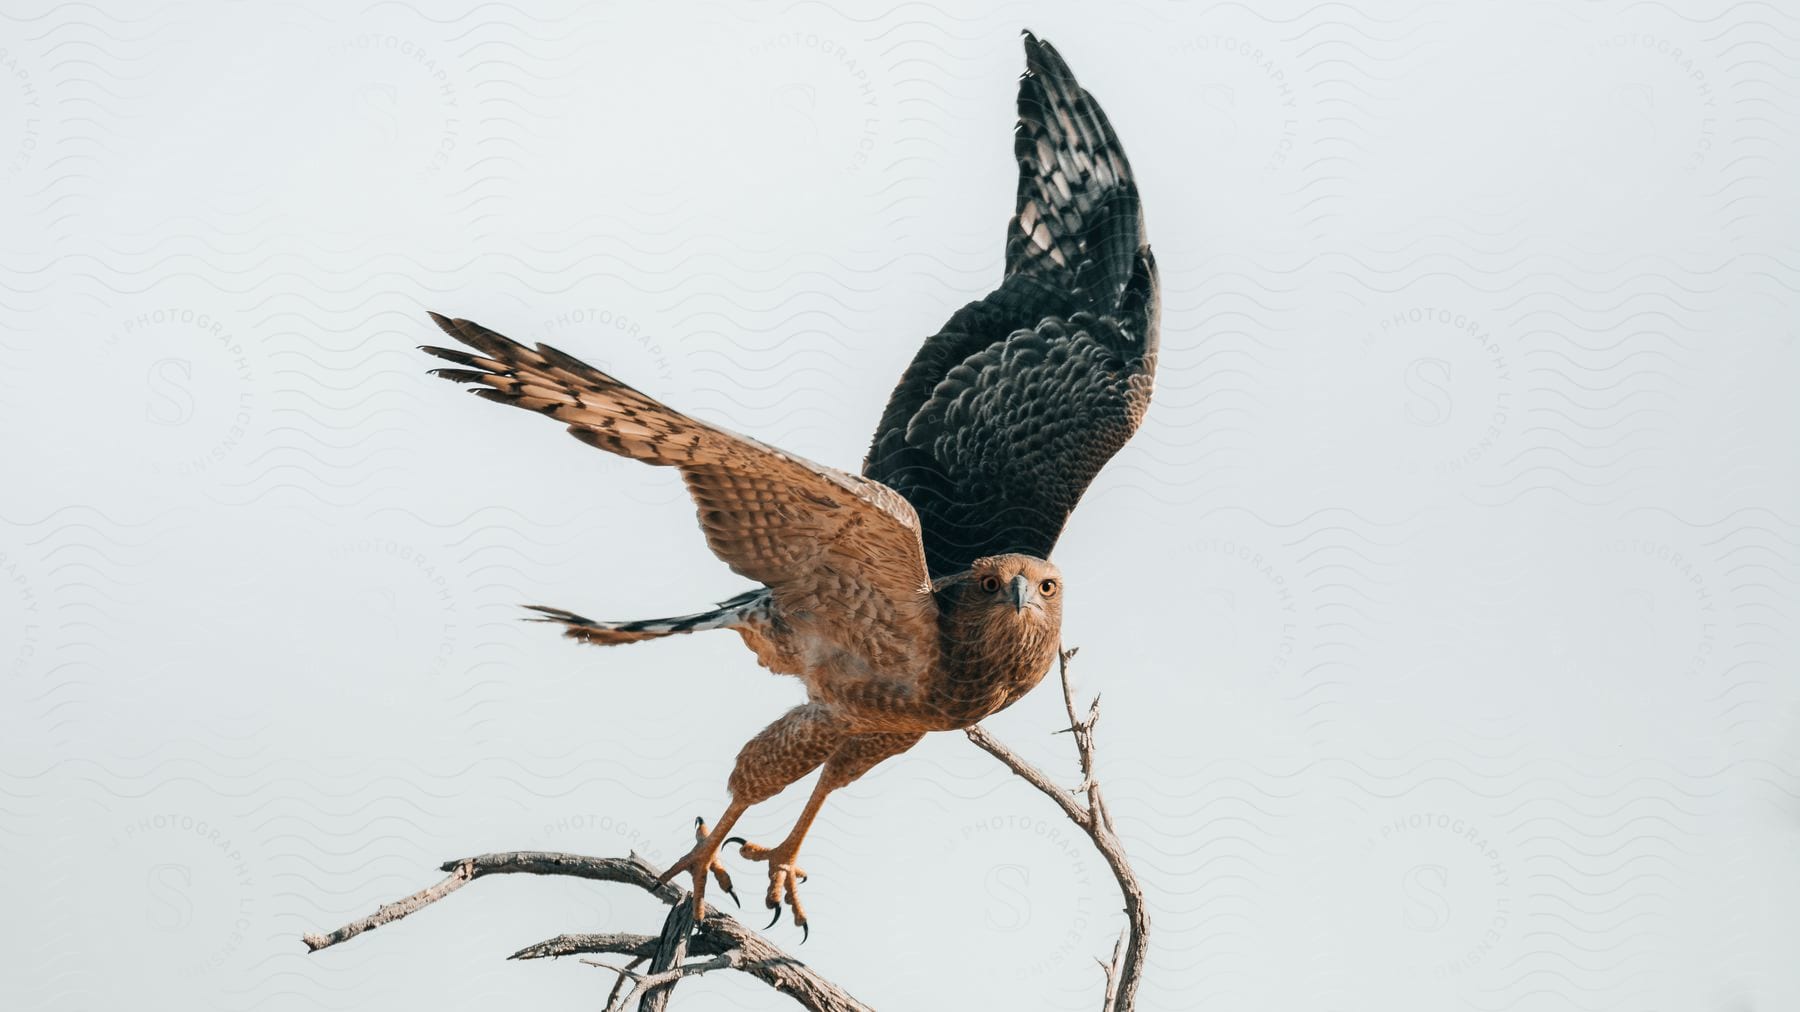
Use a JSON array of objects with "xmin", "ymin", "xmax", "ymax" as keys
[
  {"xmin": 1039, "ymin": 579, "xmax": 1058, "ymax": 596},
  {"xmin": 979, "ymin": 575, "xmax": 1002, "ymax": 593}
]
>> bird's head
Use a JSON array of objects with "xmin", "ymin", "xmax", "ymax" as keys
[
  {"xmin": 957, "ymin": 553, "xmax": 1064, "ymax": 630},
  {"xmin": 934, "ymin": 553, "xmax": 1066, "ymax": 719}
]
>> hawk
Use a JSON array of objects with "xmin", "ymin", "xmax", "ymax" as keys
[{"xmin": 421, "ymin": 32, "xmax": 1157, "ymax": 935}]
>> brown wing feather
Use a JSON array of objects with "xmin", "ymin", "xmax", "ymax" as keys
[{"xmin": 422, "ymin": 312, "xmax": 939, "ymax": 675}]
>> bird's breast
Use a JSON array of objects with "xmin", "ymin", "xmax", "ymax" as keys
[{"xmin": 929, "ymin": 621, "xmax": 1061, "ymax": 728}]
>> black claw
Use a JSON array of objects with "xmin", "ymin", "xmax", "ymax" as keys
[
  {"xmin": 725, "ymin": 886, "xmax": 741, "ymax": 908},
  {"xmin": 764, "ymin": 907, "xmax": 781, "ymax": 930},
  {"xmin": 693, "ymin": 815, "xmax": 705, "ymax": 828},
  {"xmin": 800, "ymin": 922, "xmax": 810, "ymax": 944},
  {"xmin": 797, "ymin": 872, "xmax": 808, "ymax": 884},
  {"xmin": 724, "ymin": 836, "xmax": 746, "ymax": 849}
]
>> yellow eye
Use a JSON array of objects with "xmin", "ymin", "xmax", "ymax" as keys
[
  {"xmin": 1039, "ymin": 578, "xmax": 1058, "ymax": 596},
  {"xmin": 979, "ymin": 575, "xmax": 1002, "ymax": 593}
]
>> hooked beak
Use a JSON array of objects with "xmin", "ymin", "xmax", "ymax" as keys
[{"xmin": 1009, "ymin": 574, "xmax": 1031, "ymax": 613}]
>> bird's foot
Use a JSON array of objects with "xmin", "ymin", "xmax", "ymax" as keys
[
  {"xmin": 655, "ymin": 816, "xmax": 739, "ymax": 920},
  {"xmin": 724, "ymin": 835, "xmax": 811, "ymax": 940}
]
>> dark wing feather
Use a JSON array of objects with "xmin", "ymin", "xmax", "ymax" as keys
[{"xmin": 863, "ymin": 31, "xmax": 1159, "ymax": 577}]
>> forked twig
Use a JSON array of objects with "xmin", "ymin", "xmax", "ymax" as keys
[{"xmin": 965, "ymin": 647, "xmax": 1151, "ymax": 1012}]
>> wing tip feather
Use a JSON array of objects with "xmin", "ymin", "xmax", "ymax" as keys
[
  {"xmin": 1020, "ymin": 30, "xmax": 1071, "ymax": 84},
  {"xmin": 427, "ymin": 367, "xmax": 485, "ymax": 384}
]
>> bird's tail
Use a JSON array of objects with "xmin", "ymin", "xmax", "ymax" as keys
[
  {"xmin": 1008, "ymin": 30, "xmax": 1148, "ymax": 314},
  {"xmin": 524, "ymin": 590, "xmax": 765, "ymax": 647}
]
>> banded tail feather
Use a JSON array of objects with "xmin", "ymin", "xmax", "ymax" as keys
[{"xmin": 523, "ymin": 589, "xmax": 768, "ymax": 647}]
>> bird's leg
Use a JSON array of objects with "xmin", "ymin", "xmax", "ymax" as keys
[
  {"xmin": 656, "ymin": 804, "xmax": 746, "ymax": 918},
  {"xmin": 730, "ymin": 779, "xmax": 827, "ymax": 932},
  {"xmin": 689, "ymin": 817, "xmax": 740, "ymax": 906},
  {"xmin": 656, "ymin": 807, "xmax": 747, "ymax": 917},
  {"xmin": 728, "ymin": 731, "xmax": 922, "ymax": 937},
  {"xmin": 657, "ymin": 704, "xmax": 847, "ymax": 920}
]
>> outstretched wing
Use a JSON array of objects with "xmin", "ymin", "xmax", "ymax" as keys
[
  {"xmin": 863, "ymin": 31, "xmax": 1160, "ymax": 578},
  {"xmin": 422, "ymin": 313, "xmax": 939, "ymax": 674}
]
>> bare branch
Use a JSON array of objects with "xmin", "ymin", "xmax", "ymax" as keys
[
  {"xmin": 605, "ymin": 955, "xmax": 646, "ymax": 1010},
  {"xmin": 963, "ymin": 723, "xmax": 1090, "ymax": 828},
  {"xmin": 301, "ymin": 862, "xmax": 472, "ymax": 952},
  {"xmin": 1099, "ymin": 928, "xmax": 1126, "ymax": 1012},
  {"xmin": 508, "ymin": 933, "xmax": 664, "ymax": 961},
  {"xmin": 305, "ymin": 851, "xmax": 874, "ymax": 1012},
  {"xmin": 639, "ymin": 896, "xmax": 696, "ymax": 1011},
  {"xmin": 303, "ymin": 852, "xmax": 672, "ymax": 953},
  {"xmin": 305, "ymin": 647, "xmax": 1148, "ymax": 1011},
  {"xmin": 966, "ymin": 646, "xmax": 1152, "ymax": 1012},
  {"xmin": 585, "ymin": 949, "xmax": 743, "ymax": 1012}
]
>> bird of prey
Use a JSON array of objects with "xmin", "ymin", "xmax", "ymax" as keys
[{"xmin": 420, "ymin": 31, "xmax": 1157, "ymax": 935}]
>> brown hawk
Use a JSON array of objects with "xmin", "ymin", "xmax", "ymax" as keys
[{"xmin": 421, "ymin": 32, "xmax": 1157, "ymax": 935}]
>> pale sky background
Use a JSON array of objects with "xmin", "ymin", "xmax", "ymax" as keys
[{"xmin": 3, "ymin": 1, "xmax": 1799, "ymax": 1010}]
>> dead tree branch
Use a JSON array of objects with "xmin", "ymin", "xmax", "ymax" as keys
[
  {"xmin": 638, "ymin": 893, "xmax": 695, "ymax": 1012},
  {"xmin": 304, "ymin": 852, "xmax": 873, "ymax": 1012},
  {"xmin": 965, "ymin": 646, "xmax": 1152, "ymax": 1012},
  {"xmin": 584, "ymin": 947, "xmax": 743, "ymax": 1012},
  {"xmin": 305, "ymin": 647, "xmax": 1148, "ymax": 1010}
]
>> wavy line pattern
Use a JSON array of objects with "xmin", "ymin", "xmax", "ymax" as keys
[{"xmin": 3, "ymin": 1, "xmax": 1798, "ymax": 1010}]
